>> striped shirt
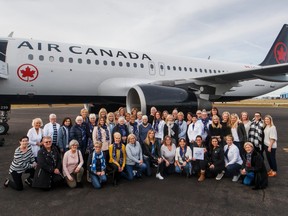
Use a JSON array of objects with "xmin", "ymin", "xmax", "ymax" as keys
[{"xmin": 9, "ymin": 145, "xmax": 35, "ymax": 174}]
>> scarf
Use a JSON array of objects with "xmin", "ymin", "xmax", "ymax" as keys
[
  {"xmin": 246, "ymin": 151, "xmax": 252, "ymax": 168},
  {"xmin": 151, "ymin": 142, "xmax": 155, "ymax": 156},
  {"xmin": 167, "ymin": 122, "xmax": 175, "ymax": 137},
  {"xmin": 91, "ymin": 151, "xmax": 106, "ymax": 172},
  {"xmin": 97, "ymin": 125, "xmax": 110, "ymax": 141},
  {"xmin": 119, "ymin": 124, "xmax": 127, "ymax": 137},
  {"xmin": 202, "ymin": 118, "xmax": 209, "ymax": 133},
  {"xmin": 112, "ymin": 143, "xmax": 123, "ymax": 166},
  {"xmin": 130, "ymin": 122, "xmax": 138, "ymax": 135},
  {"xmin": 153, "ymin": 119, "xmax": 160, "ymax": 132},
  {"xmin": 180, "ymin": 146, "xmax": 187, "ymax": 161}
]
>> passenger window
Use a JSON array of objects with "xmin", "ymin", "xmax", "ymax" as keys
[
  {"xmin": 78, "ymin": 58, "xmax": 82, "ymax": 64},
  {"xmin": 119, "ymin": 62, "xmax": 123, "ymax": 67},
  {"xmin": 194, "ymin": 68, "xmax": 197, "ymax": 72},
  {"xmin": 69, "ymin": 58, "xmax": 73, "ymax": 63},
  {"xmin": 28, "ymin": 54, "xmax": 33, "ymax": 60},
  {"xmin": 150, "ymin": 64, "xmax": 154, "ymax": 69},
  {"xmin": 49, "ymin": 56, "xmax": 54, "ymax": 62},
  {"xmin": 179, "ymin": 67, "xmax": 182, "ymax": 71},
  {"xmin": 111, "ymin": 61, "xmax": 115, "ymax": 66},
  {"xmin": 39, "ymin": 55, "xmax": 44, "ymax": 61},
  {"xmin": 200, "ymin": 68, "xmax": 202, "ymax": 72},
  {"xmin": 173, "ymin": 66, "xmax": 176, "ymax": 71},
  {"xmin": 140, "ymin": 63, "xmax": 144, "ymax": 68},
  {"xmin": 59, "ymin": 57, "xmax": 64, "ymax": 62},
  {"xmin": 184, "ymin": 67, "xmax": 187, "ymax": 71},
  {"xmin": 87, "ymin": 59, "xmax": 91, "ymax": 64},
  {"xmin": 95, "ymin": 60, "xmax": 99, "ymax": 65},
  {"xmin": 103, "ymin": 60, "xmax": 107, "ymax": 66},
  {"xmin": 126, "ymin": 62, "xmax": 130, "ymax": 67},
  {"xmin": 167, "ymin": 66, "xmax": 170, "ymax": 70},
  {"xmin": 209, "ymin": 69, "xmax": 212, "ymax": 73},
  {"xmin": 133, "ymin": 63, "xmax": 137, "ymax": 68},
  {"xmin": 204, "ymin": 69, "xmax": 207, "ymax": 73}
]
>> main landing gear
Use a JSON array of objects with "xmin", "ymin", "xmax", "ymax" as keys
[{"xmin": 0, "ymin": 104, "xmax": 10, "ymax": 135}]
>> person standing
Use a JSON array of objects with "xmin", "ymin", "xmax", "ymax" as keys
[
  {"xmin": 4, "ymin": 136, "xmax": 37, "ymax": 190},
  {"xmin": 57, "ymin": 117, "xmax": 73, "ymax": 155},
  {"xmin": 263, "ymin": 115, "xmax": 278, "ymax": 177},
  {"xmin": 248, "ymin": 112, "xmax": 264, "ymax": 156},
  {"xmin": 27, "ymin": 118, "xmax": 44, "ymax": 160},
  {"xmin": 175, "ymin": 112, "xmax": 187, "ymax": 139},
  {"xmin": 43, "ymin": 114, "xmax": 60, "ymax": 147}
]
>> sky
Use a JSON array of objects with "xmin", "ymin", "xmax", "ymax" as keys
[{"xmin": 1, "ymin": 0, "xmax": 288, "ymax": 97}]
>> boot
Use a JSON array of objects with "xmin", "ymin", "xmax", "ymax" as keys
[{"xmin": 198, "ymin": 170, "xmax": 205, "ymax": 182}]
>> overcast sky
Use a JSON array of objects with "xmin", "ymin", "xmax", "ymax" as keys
[{"xmin": 1, "ymin": 0, "xmax": 288, "ymax": 96}]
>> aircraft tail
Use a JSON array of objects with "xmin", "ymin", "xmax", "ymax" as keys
[{"xmin": 260, "ymin": 24, "xmax": 288, "ymax": 66}]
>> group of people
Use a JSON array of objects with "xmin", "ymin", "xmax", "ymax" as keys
[{"xmin": 4, "ymin": 106, "xmax": 277, "ymax": 191}]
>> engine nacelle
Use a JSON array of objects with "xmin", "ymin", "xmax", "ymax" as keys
[{"xmin": 126, "ymin": 85, "xmax": 212, "ymax": 114}]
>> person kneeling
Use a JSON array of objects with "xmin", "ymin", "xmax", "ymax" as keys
[
  {"xmin": 62, "ymin": 140, "xmax": 84, "ymax": 188},
  {"xmin": 175, "ymin": 138, "xmax": 192, "ymax": 177},
  {"xmin": 240, "ymin": 142, "xmax": 268, "ymax": 190},
  {"xmin": 87, "ymin": 141, "xmax": 107, "ymax": 189}
]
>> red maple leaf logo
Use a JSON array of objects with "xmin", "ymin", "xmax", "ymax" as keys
[
  {"xmin": 20, "ymin": 66, "xmax": 35, "ymax": 78},
  {"xmin": 277, "ymin": 45, "xmax": 287, "ymax": 61}
]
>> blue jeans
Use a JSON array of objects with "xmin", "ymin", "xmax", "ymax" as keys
[
  {"xmin": 91, "ymin": 173, "xmax": 107, "ymax": 189},
  {"xmin": 175, "ymin": 162, "xmax": 192, "ymax": 175},
  {"xmin": 243, "ymin": 171, "xmax": 254, "ymax": 185},
  {"xmin": 126, "ymin": 163, "xmax": 147, "ymax": 180},
  {"xmin": 225, "ymin": 163, "xmax": 242, "ymax": 177}
]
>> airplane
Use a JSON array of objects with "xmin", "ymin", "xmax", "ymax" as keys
[{"xmin": 1, "ymin": 24, "xmax": 288, "ymax": 135}]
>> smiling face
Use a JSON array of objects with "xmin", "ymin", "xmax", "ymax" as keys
[
  {"xmin": 179, "ymin": 139, "xmax": 186, "ymax": 148},
  {"xmin": 244, "ymin": 144, "xmax": 253, "ymax": 153},
  {"xmin": 211, "ymin": 138, "xmax": 218, "ymax": 147},
  {"xmin": 19, "ymin": 137, "xmax": 29, "ymax": 149}
]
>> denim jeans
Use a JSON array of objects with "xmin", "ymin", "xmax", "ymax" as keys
[
  {"xmin": 264, "ymin": 145, "xmax": 277, "ymax": 171},
  {"xmin": 243, "ymin": 171, "xmax": 254, "ymax": 185},
  {"xmin": 225, "ymin": 163, "xmax": 242, "ymax": 177},
  {"xmin": 126, "ymin": 163, "xmax": 147, "ymax": 180},
  {"xmin": 175, "ymin": 162, "xmax": 192, "ymax": 175},
  {"xmin": 91, "ymin": 173, "xmax": 107, "ymax": 189}
]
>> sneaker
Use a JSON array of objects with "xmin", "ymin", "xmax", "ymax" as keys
[
  {"xmin": 4, "ymin": 179, "xmax": 9, "ymax": 188},
  {"xmin": 216, "ymin": 171, "xmax": 225, "ymax": 181},
  {"xmin": 156, "ymin": 173, "xmax": 164, "ymax": 180},
  {"xmin": 25, "ymin": 178, "xmax": 32, "ymax": 187},
  {"xmin": 268, "ymin": 171, "xmax": 277, "ymax": 177},
  {"xmin": 132, "ymin": 170, "xmax": 137, "ymax": 177},
  {"xmin": 232, "ymin": 174, "xmax": 241, "ymax": 182},
  {"xmin": 267, "ymin": 170, "xmax": 273, "ymax": 175}
]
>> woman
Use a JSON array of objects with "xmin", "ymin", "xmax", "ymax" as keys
[
  {"xmin": 161, "ymin": 110, "xmax": 169, "ymax": 121},
  {"xmin": 27, "ymin": 118, "xmax": 44, "ymax": 160},
  {"xmin": 87, "ymin": 141, "xmax": 107, "ymax": 189},
  {"xmin": 230, "ymin": 113, "xmax": 247, "ymax": 157},
  {"xmin": 57, "ymin": 117, "xmax": 72, "ymax": 155},
  {"xmin": 80, "ymin": 108, "xmax": 89, "ymax": 123},
  {"xmin": 210, "ymin": 106, "xmax": 221, "ymax": 119},
  {"xmin": 112, "ymin": 116, "xmax": 129, "ymax": 144},
  {"xmin": 4, "ymin": 136, "xmax": 37, "ymax": 190},
  {"xmin": 175, "ymin": 138, "xmax": 192, "ymax": 177},
  {"xmin": 207, "ymin": 137, "xmax": 225, "ymax": 180},
  {"xmin": 163, "ymin": 114, "xmax": 179, "ymax": 145},
  {"xmin": 224, "ymin": 135, "xmax": 243, "ymax": 182},
  {"xmin": 62, "ymin": 140, "xmax": 84, "ymax": 188},
  {"xmin": 125, "ymin": 134, "xmax": 147, "ymax": 180},
  {"xmin": 143, "ymin": 129, "xmax": 163, "ymax": 178},
  {"xmin": 98, "ymin": 108, "xmax": 107, "ymax": 122},
  {"xmin": 93, "ymin": 116, "xmax": 111, "ymax": 162},
  {"xmin": 208, "ymin": 115, "xmax": 223, "ymax": 148},
  {"xmin": 263, "ymin": 115, "xmax": 278, "ymax": 177},
  {"xmin": 138, "ymin": 115, "xmax": 152, "ymax": 145},
  {"xmin": 240, "ymin": 111, "xmax": 251, "ymax": 137},
  {"xmin": 176, "ymin": 112, "xmax": 187, "ymax": 139},
  {"xmin": 106, "ymin": 112, "xmax": 116, "ymax": 137},
  {"xmin": 33, "ymin": 136, "xmax": 63, "ymax": 190},
  {"xmin": 70, "ymin": 116, "xmax": 89, "ymax": 156},
  {"xmin": 153, "ymin": 111, "xmax": 165, "ymax": 150},
  {"xmin": 118, "ymin": 107, "xmax": 126, "ymax": 117},
  {"xmin": 186, "ymin": 112, "xmax": 193, "ymax": 127},
  {"xmin": 86, "ymin": 114, "xmax": 97, "ymax": 154},
  {"xmin": 135, "ymin": 111, "xmax": 143, "ymax": 125},
  {"xmin": 240, "ymin": 142, "xmax": 268, "ymax": 190},
  {"xmin": 191, "ymin": 135, "xmax": 208, "ymax": 182},
  {"xmin": 127, "ymin": 114, "xmax": 139, "ymax": 138},
  {"xmin": 221, "ymin": 111, "xmax": 231, "ymax": 138},
  {"xmin": 109, "ymin": 132, "xmax": 128, "ymax": 186},
  {"xmin": 159, "ymin": 136, "xmax": 176, "ymax": 179}
]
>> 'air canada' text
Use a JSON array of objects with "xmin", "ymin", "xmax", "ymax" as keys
[{"xmin": 17, "ymin": 41, "xmax": 152, "ymax": 61}]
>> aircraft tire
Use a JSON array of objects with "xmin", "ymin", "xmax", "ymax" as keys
[{"xmin": 0, "ymin": 122, "xmax": 9, "ymax": 135}]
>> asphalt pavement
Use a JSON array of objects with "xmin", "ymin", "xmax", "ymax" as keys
[{"xmin": 0, "ymin": 106, "xmax": 287, "ymax": 216}]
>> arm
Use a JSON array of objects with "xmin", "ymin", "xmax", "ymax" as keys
[
  {"xmin": 62, "ymin": 152, "xmax": 72, "ymax": 179},
  {"xmin": 108, "ymin": 144, "xmax": 120, "ymax": 167},
  {"xmin": 122, "ymin": 145, "xmax": 126, "ymax": 169},
  {"xmin": 77, "ymin": 150, "xmax": 84, "ymax": 169}
]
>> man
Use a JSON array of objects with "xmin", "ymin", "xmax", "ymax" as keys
[
  {"xmin": 248, "ymin": 112, "xmax": 264, "ymax": 156},
  {"xmin": 43, "ymin": 114, "xmax": 60, "ymax": 147}
]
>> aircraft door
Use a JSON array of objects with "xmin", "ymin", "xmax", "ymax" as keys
[
  {"xmin": 158, "ymin": 62, "xmax": 165, "ymax": 76},
  {"xmin": 0, "ymin": 41, "xmax": 8, "ymax": 78},
  {"xmin": 148, "ymin": 61, "xmax": 156, "ymax": 75}
]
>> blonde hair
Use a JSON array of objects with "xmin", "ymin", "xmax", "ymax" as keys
[
  {"xmin": 230, "ymin": 113, "xmax": 240, "ymax": 128},
  {"xmin": 211, "ymin": 115, "xmax": 222, "ymax": 128},
  {"xmin": 32, "ymin": 118, "xmax": 43, "ymax": 127},
  {"xmin": 127, "ymin": 134, "xmax": 137, "ymax": 143},
  {"xmin": 98, "ymin": 108, "xmax": 107, "ymax": 119},
  {"xmin": 106, "ymin": 112, "xmax": 116, "ymax": 125},
  {"xmin": 94, "ymin": 141, "xmax": 102, "ymax": 148},
  {"xmin": 144, "ymin": 129, "xmax": 155, "ymax": 145},
  {"xmin": 264, "ymin": 115, "xmax": 274, "ymax": 127}
]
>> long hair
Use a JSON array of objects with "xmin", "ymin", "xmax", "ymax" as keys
[
  {"xmin": 264, "ymin": 115, "xmax": 274, "ymax": 127},
  {"xmin": 211, "ymin": 115, "xmax": 222, "ymax": 129},
  {"xmin": 230, "ymin": 113, "xmax": 240, "ymax": 128},
  {"xmin": 144, "ymin": 129, "xmax": 155, "ymax": 145}
]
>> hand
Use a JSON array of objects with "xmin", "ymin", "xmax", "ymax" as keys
[
  {"xmin": 139, "ymin": 160, "xmax": 143, "ymax": 165},
  {"xmin": 36, "ymin": 142, "xmax": 41, "ymax": 146},
  {"xmin": 183, "ymin": 161, "xmax": 187, "ymax": 167},
  {"xmin": 96, "ymin": 172, "xmax": 102, "ymax": 176},
  {"xmin": 74, "ymin": 167, "xmax": 80, "ymax": 173},
  {"xmin": 165, "ymin": 161, "xmax": 169, "ymax": 167},
  {"xmin": 192, "ymin": 157, "xmax": 196, "ymax": 161},
  {"xmin": 118, "ymin": 167, "xmax": 123, "ymax": 172},
  {"xmin": 209, "ymin": 164, "xmax": 215, "ymax": 169},
  {"xmin": 268, "ymin": 147, "xmax": 272, "ymax": 152},
  {"xmin": 68, "ymin": 176, "xmax": 73, "ymax": 181},
  {"xmin": 54, "ymin": 168, "xmax": 60, "ymax": 174},
  {"xmin": 101, "ymin": 171, "xmax": 105, "ymax": 176},
  {"xmin": 204, "ymin": 148, "xmax": 207, "ymax": 153},
  {"xmin": 32, "ymin": 162, "xmax": 37, "ymax": 168},
  {"xmin": 241, "ymin": 169, "xmax": 246, "ymax": 175}
]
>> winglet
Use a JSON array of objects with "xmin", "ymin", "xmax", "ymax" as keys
[{"xmin": 260, "ymin": 24, "xmax": 288, "ymax": 66}]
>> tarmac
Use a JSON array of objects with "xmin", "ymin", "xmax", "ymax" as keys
[{"xmin": 0, "ymin": 106, "xmax": 287, "ymax": 216}]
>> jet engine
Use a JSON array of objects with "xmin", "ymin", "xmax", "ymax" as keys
[{"xmin": 126, "ymin": 85, "xmax": 212, "ymax": 114}]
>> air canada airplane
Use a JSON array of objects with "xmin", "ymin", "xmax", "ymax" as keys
[{"xmin": 1, "ymin": 24, "xmax": 288, "ymax": 135}]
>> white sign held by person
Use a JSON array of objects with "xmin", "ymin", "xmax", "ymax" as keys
[{"xmin": 193, "ymin": 147, "xmax": 204, "ymax": 160}]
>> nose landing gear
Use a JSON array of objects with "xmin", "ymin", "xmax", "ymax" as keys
[{"xmin": 0, "ymin": 104, "xmax": 10, "ymax": 135}]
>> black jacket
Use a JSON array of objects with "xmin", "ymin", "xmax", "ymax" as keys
[
  {"xmin": 242, "ymin": 150, "xmax": 268, "ymax": 189},
  {"xmin": 208, "ymin": 146, "xmax": 225, "ymax": 170},
  {"xmin": 33, "ymin": 146, "xmax": 62, "ymax": 189}
]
